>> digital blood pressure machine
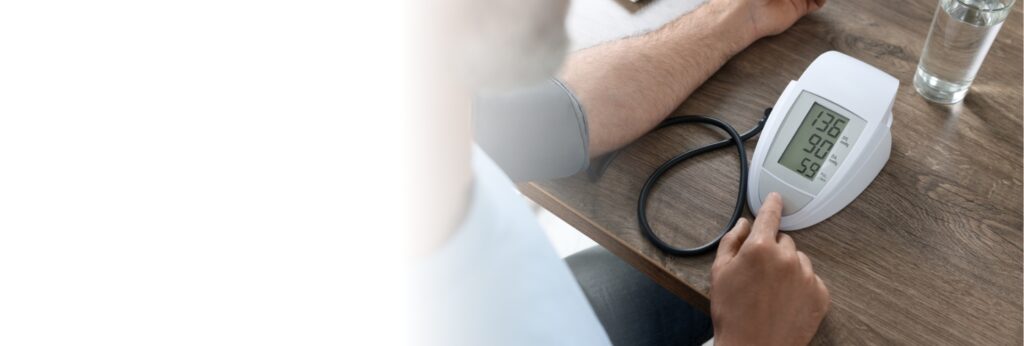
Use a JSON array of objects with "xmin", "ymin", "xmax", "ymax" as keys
[
  {"xmin": 632, "ymin": 51, "xmax": 898, "ymax": 255},
  {"xmin": 748, "ymin": 51, "xmax": 898, "ymax": 230}
]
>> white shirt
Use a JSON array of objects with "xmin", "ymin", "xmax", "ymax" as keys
[{"xmin": 417, "ymin": 146, "xmax": 611, "ymax": 346}]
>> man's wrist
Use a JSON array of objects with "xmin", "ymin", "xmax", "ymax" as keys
[
  {"xmin": 699, "ymin": 0, "xmax": 760, "ymax": 54},
  {"xmin": 653, "ymin": 0, "xmax": 759, "ymax": 59}
]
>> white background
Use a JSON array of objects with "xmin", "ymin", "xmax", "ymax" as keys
[{"xmin": 0, "ymin": 1, "xmax": 412, "ymax": 344}]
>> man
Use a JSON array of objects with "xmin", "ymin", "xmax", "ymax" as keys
[{"xmin": 417, "ymin": 0, "xmax": 831, "ymax": 345}]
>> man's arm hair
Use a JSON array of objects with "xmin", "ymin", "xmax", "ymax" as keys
[{"xmin": 560, "ymin": 1, "xmax": 757, "ymax": 157}]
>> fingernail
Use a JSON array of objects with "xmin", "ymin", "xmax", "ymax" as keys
[{"xmin": 769, "ymin": 192, "xmax": 781, "ymax": 199}]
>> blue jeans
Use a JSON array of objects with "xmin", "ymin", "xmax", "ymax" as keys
[{"xmin": 566, "ymin": 246, "xmax": 713, "ymax": 346}]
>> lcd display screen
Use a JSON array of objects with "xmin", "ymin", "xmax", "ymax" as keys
[{"xmin": 778, "ymin": 103, "xmax": 849, "ymax": 180}]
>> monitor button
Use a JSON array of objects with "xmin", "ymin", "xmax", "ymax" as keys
[{"xmin": 758, "ymin": 170, "xmax": 814, "ymax": 216}]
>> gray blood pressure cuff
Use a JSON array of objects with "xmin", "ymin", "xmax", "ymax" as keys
[{"xmin": 472, "ymin": 79, "xmax": 589, "ymax": 182}]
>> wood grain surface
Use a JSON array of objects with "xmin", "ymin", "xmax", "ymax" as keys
[{"xmin": 521, "ymin": 0, "xmax": 1024, "ymax": 344}]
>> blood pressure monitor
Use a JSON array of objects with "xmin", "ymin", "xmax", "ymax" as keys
[
  {"xmin": 748, "ymin": 51, "xmax": 898, "ymax": 230},
  {"xmin": 631, "ymin": 51, "xmax": 898, "ymax": 255}
]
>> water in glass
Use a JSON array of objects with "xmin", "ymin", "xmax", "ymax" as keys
[{"xmin": 914, "ymin": 0, "xmax": 1014, "ymax": 104}]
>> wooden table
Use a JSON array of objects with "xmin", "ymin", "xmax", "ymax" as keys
[{"xmin": 521, "ymin": 0, "xmax": 1023, "ymax": 344}]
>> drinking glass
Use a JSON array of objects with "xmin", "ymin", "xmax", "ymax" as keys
[{"xmin": 914, "ymin": 0, "xmax": 1015, "ymax": 104}]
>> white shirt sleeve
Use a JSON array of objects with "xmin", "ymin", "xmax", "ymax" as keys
[{"xmin": 416, "ymin": 146, "xmax": 611, "ymax": 346}]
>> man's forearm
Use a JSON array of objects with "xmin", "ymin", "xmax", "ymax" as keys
[{"xmin": 560, "ymin": 1, "xmax": 758, "ymax": 157}]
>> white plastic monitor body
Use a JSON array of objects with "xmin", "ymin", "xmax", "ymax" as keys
[{"xmin": 748, "ymin": 51, "xmax": 898, "ymax": 231}]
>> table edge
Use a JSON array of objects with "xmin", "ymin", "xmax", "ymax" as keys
[{"xmin": 517, "ymin": 181, "xmax": 712, "ymax": 314}]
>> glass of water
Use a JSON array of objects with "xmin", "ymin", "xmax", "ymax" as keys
[{"xmin": 914, "ymin": 0, "xmax": 1015, "ymax": 104}]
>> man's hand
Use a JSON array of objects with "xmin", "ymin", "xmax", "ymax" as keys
[
  {"xmin": 710, "ymin": 192, "xmax": 831, "ymax": 346},
  {"xmin": 716, "ymin": 0, "xmax": 827, "ymax": 40}
]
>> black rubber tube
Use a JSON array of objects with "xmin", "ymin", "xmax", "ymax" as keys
[{"xmin": 636, "ymin": 109, "xmax": 770, "ymax": 256}]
